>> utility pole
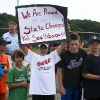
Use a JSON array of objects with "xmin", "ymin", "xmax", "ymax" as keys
[{"xmin": 17, "ymin": 0, "xmax": 19, "ymax": 6}]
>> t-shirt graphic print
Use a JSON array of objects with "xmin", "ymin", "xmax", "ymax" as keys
[
  {"xmin": 67, "ymin": 58, "xmax": 83, "ymax": 69},
  {"xmin": 25, "ymin": 50, "xmax": 61, "ymax": 95},
  {"xmin": 6, "ymin": 66, "xmax": 28, "ymax": 100}
]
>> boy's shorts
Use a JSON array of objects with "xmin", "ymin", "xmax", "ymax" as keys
[
  {"xmin": 32, "ymin": 95, "xmax": 55, "ymax": 100},
  {"xmin": 61, "ymin": 87, "xmax": 82, "ymax": 100}
]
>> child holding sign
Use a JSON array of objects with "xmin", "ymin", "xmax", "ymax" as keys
[{"xmin": 22, "ymin": 42, "xmax": 65, "ymax": 100}]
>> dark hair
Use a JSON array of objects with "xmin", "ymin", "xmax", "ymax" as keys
[
  {"xmin": 11, "ymin": 49, "xmax": 25, "ymax": 62},
  {"xmin": 69, "ymin": 33, "xmax": 80, "ymax": 42}
]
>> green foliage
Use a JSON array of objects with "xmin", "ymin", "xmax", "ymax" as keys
[
  {"xmin": 0, "ymin": 13, "xmax": 100, "ymax": 38},
  {"xmin": 68, "ymin": 19, "xmax": 100, "ymax": 32}
]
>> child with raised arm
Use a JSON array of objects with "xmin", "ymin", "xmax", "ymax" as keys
[
  {"xmin": 82, "ymin": 36, "xmax": 100, "ymax": 100},
  {"xmin": 6, "ymin": 49, "xmax": 28, "ymax": 100},
  {"xmin": 21, "ymin": 42, "xmax": 65, "ymax": 100}
]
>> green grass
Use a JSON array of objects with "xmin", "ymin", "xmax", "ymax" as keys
[{"xmin": 32, "ymin": 47, "xmax": 38, "ymax": 53}]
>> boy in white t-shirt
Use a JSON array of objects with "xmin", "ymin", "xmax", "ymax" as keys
[{"xmin": 21, "ymin": 42, "xmax": 65, "ymax": 100}]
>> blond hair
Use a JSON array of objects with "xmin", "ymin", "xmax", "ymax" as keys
[{"xmin": 8, "ymin": 21, "xmax": 17, "ymax": 26}]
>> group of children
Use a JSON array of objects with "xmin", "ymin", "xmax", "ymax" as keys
[{"xmin": 0, "ymin": 33, "xmax": 100, "ymax": 100}]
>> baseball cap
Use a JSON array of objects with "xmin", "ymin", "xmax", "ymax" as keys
[
  {"xmin": 0, "ymin": 37, "xmax": 11, "ymax": 45},
  {"xmin": 38, "ymin": 43, "xmax": 48, "ymax": 48},
  {"xmin": 88, "ymin": 36, "xmax": 100, "ymax": 45}
]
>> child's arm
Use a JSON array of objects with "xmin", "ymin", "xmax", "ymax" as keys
[
  {"xmin": 7, "ymin": 81, "xmax": 28, "ymax": 88},
  {"xmin": 82, "ymin": 55, "xmax": 100, "ymax": 80},
  {"xmin": 51, "ymin": 46, "xmax": 59, "ymax": 51},
  {"xmin": 57, "ymin": 68, "xmax": 66, "ymax": 95},
  {"xmin": 82, "ymin": 73, "xmax": 100, "ymax": 80},
  {"xmin": 56, "ymin": 42, "xmax": 65, "ymax": 55},
  {"xmin": 30, "ymin": 46, "xmax": 32, "ymax": 50},
  {"xmin": 21, "ymin": 46, "xmax": 28, "ymax": 55},
  {"xmin": 57, "ymin": 68, "xmax": 63, "ymax": 88},
  {"xmin": 6, "ymin": 69, "xmax": 28, "ymax": 88}
]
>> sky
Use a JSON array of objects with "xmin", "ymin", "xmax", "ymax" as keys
[{"xmin": 0, "ymin": 0, "xmax": 100, "ymax": 22}]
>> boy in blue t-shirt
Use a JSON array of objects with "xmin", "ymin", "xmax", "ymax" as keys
[{"xmin": 82, "ymin": 36, "xmax": 100, "ymax": 100}]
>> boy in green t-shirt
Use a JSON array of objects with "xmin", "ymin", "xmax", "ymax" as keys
[{"xmin": 6, "ymin": 49, "xmax": 28, "ymax": 100}]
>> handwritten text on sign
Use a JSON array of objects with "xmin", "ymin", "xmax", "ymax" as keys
[{"xmin": 17, "ymin": 6, "xmax": 66, "ymax": 44}]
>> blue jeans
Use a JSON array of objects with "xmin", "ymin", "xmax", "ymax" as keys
[{"xmin": 61, "ymin": 87, "xmax": 82, "ymax": 100}]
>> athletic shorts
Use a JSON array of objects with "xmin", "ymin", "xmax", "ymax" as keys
[
  {"xmin": 61, "ymin": 87, "xmax": 82, "ymax": 100},
  {"xmin": 32, "ymin": 95, "xmax": 55, "ymax": 100}
]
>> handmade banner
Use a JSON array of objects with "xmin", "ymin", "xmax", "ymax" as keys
[{"xmin": 16, "ymin": 4, "xmax": 69, "ymax": 46}]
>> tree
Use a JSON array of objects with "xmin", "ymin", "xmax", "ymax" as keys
[
  {"xmin": 0, "ymin": 13, "xmax": 100, "ymax": 38},
  {"xmin": 68, "ymin": 19, "xmax": 100, "ymax": 33}
]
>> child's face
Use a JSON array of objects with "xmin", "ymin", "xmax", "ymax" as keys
[
  {"xmin": 69, "ymin": 40, "xmax": 79, "ymax": 53},
  {"xmin": 89, "ymin": 41, "xmax": 100, "ymax": 52},
  {"xmin": 14, "ymin": 56, "xmax": 24, "ymax": 65},
  {"xmin": 0, "ymin": 44, "xmax": 7, "ymax": 53},
  {"xmin": 38, "ymin": 47, "xmax": 48, "ymax": 56},
  {"xmin": 80, "ymin": 41, "xmax": 84, "ymax": 48}
]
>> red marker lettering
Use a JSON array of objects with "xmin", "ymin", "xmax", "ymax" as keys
[
  {"xmin": 21, "ymin": 35, "xmax": 30, "ymax": 41},
  {"xmin": 38, "ymin": 25, "xmax": 44, "ymax": 31},
  {"xmin": 44, "ymin": 8, "xmax": 58, "ymax": 15},
  {"xmin": 45, "ymin": 22, "xmax": 64, "ymax": 29},
  {"xmin": 24, "ymin": 26, "xmax": 30, "ymax": 34},
  {"xmin": 33, "ymin": 9, "xmax": 41, "ymax": 16},
  {"xmin": 24, "ymin": 26, "xmax": 38, "ymax": 34},
  {"xmin": 21, "ymin": 10, "xmax": 31, "ymax": 19}
]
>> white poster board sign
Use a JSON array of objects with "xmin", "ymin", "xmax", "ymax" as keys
[{"xmin": 16, "ymin": 4, "xmax": 69, "ymax": 46}]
